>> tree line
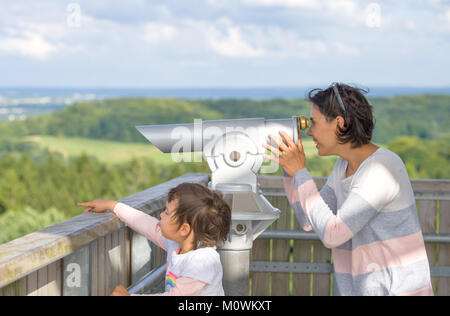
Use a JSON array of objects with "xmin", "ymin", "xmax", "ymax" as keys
[{"xmin": 1, "ymin": 95, "xmax": 448, "ymax": 144}]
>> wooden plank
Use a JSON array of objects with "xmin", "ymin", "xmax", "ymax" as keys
[
  {"xmin": 1, "ymin": 279, "xmax": 15, "ymax": 295},
  {"xmin": 119, "ymin": 227, "xmax": 128, "ymax": 287},
  {"xmin": 417, "ymin": 199, "xmax": 438, "ymax": 294},
  {"xmin": 37, "ymin": 265, "xmax": 48, "ymax": 296},
  {"xmin": 90, "ymin": 240, "xmax": 98, "ymax": 296},
  {"xmin": 63, "ymin": 245, "xmax": 90, "ymax": 296},
  {"xmin": 250, "ymin": 239, "xmax": 271, "ymax": 295},
  {"xmin": 47, "ymin": 260, "xmax": 62, "ymax": 296},
  {"xmin": 104, "ymin": 232, "xmax": 112, "ymax": 295},
  {"xmin": 438, "ymin": 201, "xmax": 450, "ymax": 296},
  {"xmin": 0, "ymin": 277, "xmax": 26, "ymax": 296},
  {"xmin": 292, "ymin": 218, "xmax": 313, "ymax": 296},
  {"xmin": 97, "ymin": 235, "xmax": 105, "ymax": 296},
  {"xmin": 250, "ymin": 193, "xmax": 272, "ymax": 296},
  {"xmin": 312, "ymin": 242, "xmax": 331, "ymax": 296},
  {"xmin": 26, "ymin": 271, "xmax": 38, "ymax": 296},
  {"xmin": 410, "ymin": 179, "xmax": 450, "ymax": 192},
  {"xmin": 270, "ymin": 196, "xmax": 291, "ymax": 296},
  {"xmin": 124, "ymin": 227, "xmax": 131, "ymax": 287},
  {"xmin": 110, "ymin": 230, "xmax": 120, "ymax": 289}
]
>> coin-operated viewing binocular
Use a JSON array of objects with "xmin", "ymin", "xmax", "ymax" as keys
[
  {"xmin": 136, "ymin": 115, "xmax": 309, "ymax": 295},
  {"xmin": 136, "ymin": 115, "xmax": 309, "ymax": 191}
]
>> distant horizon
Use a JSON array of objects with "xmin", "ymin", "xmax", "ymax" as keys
[
  {"xmin": 1, "ymin": 85, "xmax": 449, "ymax": 122},
  {"xmin": 1, "ymin": 86, "xmax": 450, "ymax": 106}
]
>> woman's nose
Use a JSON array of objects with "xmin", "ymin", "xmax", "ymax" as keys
[{"xmin": 306, "ymin": 127, "xmax": 312, "ymax": 136}]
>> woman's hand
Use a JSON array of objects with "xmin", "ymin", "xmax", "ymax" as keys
[
  {"xmin": 77, "ymin": 200, "xmax": 118, "ymax": 213},
  {"xmin": 263, "ymin": 131, "xmax": 307, "ymax": 177},
  {"xmin": 109, "ymin": 285, "xmax": 130, "ymax": 296}
]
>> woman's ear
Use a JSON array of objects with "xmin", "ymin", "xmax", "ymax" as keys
[{"xmin": 336, "ymin": 115, "xmax": 346, "ymax": 130}]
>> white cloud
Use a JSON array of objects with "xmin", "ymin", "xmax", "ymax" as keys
[
  {"xmin": 142, "ymin": 22, "xmax": 177, "ymax": 44},
  {"xmin": 0, "ymin": 31, "xmax": 58, "ymax": 60},
  {"xmin": 207, "ymin": 26, "xmax": 265, "ymax": 58},
  {"xmin": 326, "ymin": 0, "xmax": 358, "ymax": 16},
  {"xmin": 333, "ymin": 42, "xmax": 359, "ymax": 56},
  {"xmin": 445, "ymin": 9, "xmax": 450, "ymax": 24},
  {"xmin": 243, "ymin": 0, "xmax": 319, "ymax": 9}
]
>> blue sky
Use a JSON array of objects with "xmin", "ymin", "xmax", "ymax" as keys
[{"xmin": 0, "ymin": 0, "xmax": 449, "ymax": 88}]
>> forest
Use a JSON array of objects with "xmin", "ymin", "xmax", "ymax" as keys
[{"xmin": 0, "ymin": 95, "xmax": 449, "ymax": 244}]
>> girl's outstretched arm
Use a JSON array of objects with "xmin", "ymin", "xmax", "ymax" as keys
[{"xmin": 77, "ymin": 200, "xmax": 166, "ymax": 251}]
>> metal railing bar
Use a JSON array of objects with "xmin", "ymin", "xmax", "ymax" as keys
[
  {"xmin": 128, "ymin": 264, "xmax": 166, "ymax": 295},
  {"xmin": 258, "ymin": 230, "xmax": 450, "ymax": 244}
]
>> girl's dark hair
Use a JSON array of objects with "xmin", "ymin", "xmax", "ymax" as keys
[
  {"xmin": 167, "ymin": 183, "xmax": 231, "ymax": 249},
  {"xmin": 307, "ymin": 83, "xmax": 375, "ymax": 148}
]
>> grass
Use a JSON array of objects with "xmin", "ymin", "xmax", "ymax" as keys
[
  {"xmin": 24, "ymin": 134, "xmax": 326, "ymax": 166},
  {"xmin": 24, "ymin": 135, "xmax": 176, "ymax": 165}
]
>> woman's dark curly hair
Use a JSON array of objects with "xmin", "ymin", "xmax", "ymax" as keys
[{"xmin": 307, "ymin": 83, "xmax": 375, "ymax": 148}]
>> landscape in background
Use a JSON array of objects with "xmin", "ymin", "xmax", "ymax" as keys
[{"xmin": 0, "ymin": 90, "xmax": 449, "ymax": 244}]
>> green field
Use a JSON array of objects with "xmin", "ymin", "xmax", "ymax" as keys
[
  {"xmin": 24, "ymin": 135, "xmax": 174, "ymax": 165},
  {"xmin": 24, "ymin": 134, "xmax": 323, "ymax": 166}
]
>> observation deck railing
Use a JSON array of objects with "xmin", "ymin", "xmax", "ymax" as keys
[{"xmin": 0, "ymin": 173, "xmax": 449, "ymax": 296}]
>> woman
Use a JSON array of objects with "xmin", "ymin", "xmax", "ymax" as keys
[{"xmin": 264, "ymin": 83, "xmax": 433, "ymax": 296}]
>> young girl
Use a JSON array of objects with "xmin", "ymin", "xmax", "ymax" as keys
[{"xmin": 77, "ymin": 182, "xmax": 231, "ymax": 296}]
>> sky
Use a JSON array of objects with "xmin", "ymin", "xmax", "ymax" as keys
[{"xmin": 0, "ymin": 0, "xmax": 449, "ymax": 88}]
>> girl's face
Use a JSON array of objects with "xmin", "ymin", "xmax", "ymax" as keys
[
  {"xmin": 306, "ymin": 104, "xmax": 341, "ymax": 156},
  {"xmin": 160, "ymin": 199, "xmax": 183, "ymax": 242}
]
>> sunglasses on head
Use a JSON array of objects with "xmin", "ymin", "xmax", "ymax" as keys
[{"xmin": 332, "ymin": 83, "xmax": 346, "ymax": 113}]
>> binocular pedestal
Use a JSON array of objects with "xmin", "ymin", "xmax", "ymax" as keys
[
  {"xmin": 214, "ymin": 184, "xmax": 280, "ymax": 296},
  {"xmin": 219, "ymin": 249, "xmax": 250, "ymax": 296}
]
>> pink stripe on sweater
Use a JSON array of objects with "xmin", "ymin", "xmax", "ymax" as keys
[
  {"xmin": 322, "ymin": 216, "xmax": 354, "ymax": 249},
  {"xmin": 297, "ymin": 179, "xmax": 321, "ymax": 213},
  {"xmin": 284, "ymin": 176, "xmax": 313, "ymax": 231},
  {"xmin": 333, "ymin": 231, "xmax": 428, "ymax": 275}
]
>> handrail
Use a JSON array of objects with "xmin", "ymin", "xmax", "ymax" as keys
[{"xmin": 0, "ymin": 173, "xmax": 209, "ymax": 288}]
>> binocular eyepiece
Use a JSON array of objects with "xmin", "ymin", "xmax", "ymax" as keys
[{"xmin": 297, "ymin": 115, "xmax": 310, "ymax": 131}]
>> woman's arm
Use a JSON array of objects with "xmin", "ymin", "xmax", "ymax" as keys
[
  {"xmin": 283, "ymin": 168, "xmax": 337, "ymax": 231},
  {"xmin": 291, "ymin": 167, "xmax": 396, "ymax": 249}
]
